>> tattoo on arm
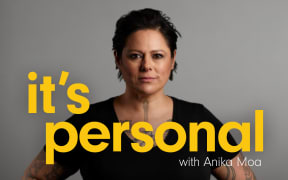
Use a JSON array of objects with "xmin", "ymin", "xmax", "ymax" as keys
[
  {"xmin": 213, "ymin": 152, "xmax": 256, "ymax": 180},
  {"xmin": 43, "ymin": 163, "xmax": 63, "ymax": 180},
  {"xmin": 224, "ymin": 166, "xmax": 230, "ymax": 180},
  {"xmin": 23, "ymin": 150, "xmax": 77, "ymax": 180},
  {"xmin": 239, "ymin": 153, "xmax": 257, "ymax": 180},
  {"xmin": 224, "ymin": 166, "xmax": 236, "ymax": 180}
]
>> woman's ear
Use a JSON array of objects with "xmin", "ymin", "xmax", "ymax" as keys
[
  {"xmin": 171, "ymin": 50, "xmax": 176, "ymax": 70},
  {"xmin": 114, "ymin": 51, "xmax": 121, "ymax": 68}
]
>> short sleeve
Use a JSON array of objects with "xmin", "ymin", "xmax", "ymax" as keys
[
  {"xmin": 201, "ymin": 105, "xmax": 240, "ymax": 169},
  {"xmin": 43, "ymin": 114, "xmax": 85, "ymax": 168}
]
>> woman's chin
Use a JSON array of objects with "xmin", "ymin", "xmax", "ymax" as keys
[{"xmin": 134, "ymin": 85, "xmax": 162, "ymax": 96}]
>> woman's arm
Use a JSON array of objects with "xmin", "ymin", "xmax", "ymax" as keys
[
  {"xmin": 212, "ymin": 152, "xmax": 256, "ymax": 180},
  {"xmin": 22, "ymin": 149, "xmax": 78, "ymax": 180}
]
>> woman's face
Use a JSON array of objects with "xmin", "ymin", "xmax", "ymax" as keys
[{"xmin": 116, "ymin": 29, "xmax": 175, "ymax": 95}]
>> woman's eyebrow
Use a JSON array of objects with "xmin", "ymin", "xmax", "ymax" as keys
[
  {"xmin": 127, "ymin": 49, "xmax": 143, "ymax": 53},
  {"xmin": 151, "ymin": 50, "xmax": 165, "ymax": 53},
  {"xmin": 127, "ymin": 49, "xmax": 166, "ymax": 53}
]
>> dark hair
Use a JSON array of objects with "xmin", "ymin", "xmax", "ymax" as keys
[{"xmin": 112, "ymin": 8, "xmax": 181, "ymax": 81}]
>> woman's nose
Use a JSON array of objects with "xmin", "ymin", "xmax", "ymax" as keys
[{"xmin": 140, "ymin": 56, "xmax": 152, "ymax": 72}]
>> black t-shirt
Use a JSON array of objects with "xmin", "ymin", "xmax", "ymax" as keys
[{"xmin": 45, "ymin": 96, "xmax": 239, "ymax": 180}]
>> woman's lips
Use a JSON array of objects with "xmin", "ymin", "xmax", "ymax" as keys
[{"xmin": 139, "ymin": 77, "xmax": 157, "ymax": 82}]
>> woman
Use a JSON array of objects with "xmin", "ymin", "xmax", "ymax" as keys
[{"xmin": 23, "ymin": 8, "xmax": 256, "ymax": 180}]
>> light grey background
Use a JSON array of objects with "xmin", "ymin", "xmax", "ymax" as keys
[{"xmin": 1, "ymin": 0, "xmax": 287, "ymax": 179}]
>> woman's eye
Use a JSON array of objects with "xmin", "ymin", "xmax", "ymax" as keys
[
  {"xmin": 129, "ymin": 54, "xmax": 142, "ymax": 59},
  {"xmin": 153, "ymin": 54, "xmax": 164, "ymax": 59}
]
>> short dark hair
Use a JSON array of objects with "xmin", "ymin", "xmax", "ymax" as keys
[{"xmin": 112, "ymin": 8, "xmax": 181, "ymax": 81}]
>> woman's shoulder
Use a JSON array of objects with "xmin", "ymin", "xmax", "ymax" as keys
[
  {"xmin": 170, "ymin": 96, "xmax": 220, "ymax": 124},
  {"xmin": 170, "ymin": 96, "xmax": 204, "ymax": 110},
  {"xmin": 89, "ymin": 96, "xmax": 114, "ymax": 110},
  {"xmin": 70, "ymin": 97, "xmax": 115, "ymax": 121}
]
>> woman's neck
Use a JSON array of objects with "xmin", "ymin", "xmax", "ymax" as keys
[{"xmin": 118, "ymin": 88, "xmax": 168, "ymax": 112}]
